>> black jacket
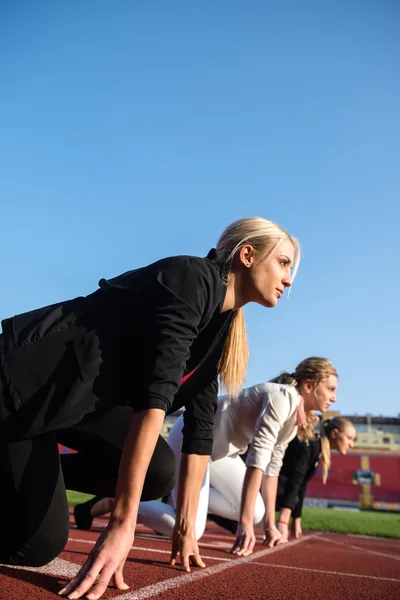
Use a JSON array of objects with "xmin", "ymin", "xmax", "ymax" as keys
[
  {"xmin": 276, "ymin": 436, "xmax": 322, "ymax": 518},
  {"xmin": 0, "ymin": 251, "xmax": 234, "ymax": 454}
]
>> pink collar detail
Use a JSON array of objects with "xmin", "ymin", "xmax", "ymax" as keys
[{"xmin": 296, "ymin": 396, "xmax": 308, "ymax": 427}]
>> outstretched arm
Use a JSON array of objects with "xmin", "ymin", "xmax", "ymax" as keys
[
  {"xmin": 290, "ymin": 480, "xmax": 308, "ymax": 538},
  {"xmin": 170, "ymin": 453, "xmax": 210, "ymax": 571},
  {"xmin": 274, "ymin": 440, "xmax": 312, "ymax": 542},
  {"xmin": 59, "ymin": 408, "xmax": 165, "ymax": 600},
  {"xmin": 261, "ymin": 475, "xmax": 282, "ymax": 547},
  {"xmin": 229, "ymin": 466, "xmax": 264, "ymax": 556}
]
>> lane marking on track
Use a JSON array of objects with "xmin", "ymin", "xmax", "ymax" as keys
[
  {"xmin": 111, "ymin": 535, "xmax": 317, "ymax": 599},
  {"xmin": 0, "ymin": 557, "xmax": 81, "ymax": 579},
  {"xmin": 318, "ymin": 535, "xmax": 400, "ymax": 561},
  {"xmin": 346, "ymin": 532, "xmax": 398, "ymax": 541},
  {"xmin": 198, "ymin": 531, "xmax": 238, "ymax": 541},
  {"xmin": 249, "ymin": 562, "xmax": 400, "ymax": 583},
  {"xmin": 67, "ymin": 537, "xmax": 233, "ymax": 562},
  {"xmin": 70, "ymin": 529, "xmax": 236, "ymax": 545},
  {"xmin": 133, "ymin": 535, "xmax": 233, "ymax": 548}
]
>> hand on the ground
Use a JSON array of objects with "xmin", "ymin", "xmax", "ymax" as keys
[
  {"xmin": 263, "ymin": 526, "xmax": 282, "ymax": 548},
  {"xmin": 58, "ymin": 521, "xmax": 132, "ymax": 599},
  {"xmin": 291, "ymin": 518, "xmax": 302, "ymax": 539},
  {"xmin": 229, "ymin": 522, "xmax": 256, "ymax": 556},
  {"xmin": 276, "ymin": 522, "xmax": 289, "ymax": 544},
  {"xmin": 170, "ymin": 528, "xmax": 206, "ymax": 572}
]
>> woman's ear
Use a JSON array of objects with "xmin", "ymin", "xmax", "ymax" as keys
[
  {"xmin": 330, "ymin": 428, "xmax": 339, "ymax": 441},
  {"xmin": 238, "ymin": 244, "xmax": 255, "ymax": 267},
  {"xmin": 303, "ymin": 378, "xmax": 313, "ymax": 394}
]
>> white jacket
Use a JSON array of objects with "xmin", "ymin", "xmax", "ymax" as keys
[{"xmin": 211, "ymin": 382, "xmax": 300, "ymax": 476}]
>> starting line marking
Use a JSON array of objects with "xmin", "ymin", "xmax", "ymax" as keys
[
  {"xmin": 6, "ymin": 531, "xmax": 398, "ymax": 600},
  {"xmin": 80, "ymin": 529, "xmax": 236, "ymax": 545},
  {"xmin": 318, "ymin": 535, "xmax": 400, "ymax": 561},
  {"xmin": 1, "ymin": 535, "xmax": 315, "ymax": 600},
  {"xmin": 250, "ymin": 562, "xmax": 400, "ymax": 583},
  {"xmin": 68, "ymin": 537, "xmax": 233, "ymax": 563},
  {"xmin": 111, "ymin": 535, "xmax": 316, "ymax": 599}
]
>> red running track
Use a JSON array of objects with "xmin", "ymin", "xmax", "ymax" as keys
[{"xmin": 0, "ymin": 510, "xmax": 399, "ymax": 600}]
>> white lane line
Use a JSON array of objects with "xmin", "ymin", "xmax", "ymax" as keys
[
  {"xmin": 75, "ymin": 531, "xmax": 231, "ymax": 546},
  {"xmin": 111, "ymin": 535, "xmax": 317, "ymax": 599},
  {"xmin": 0, "ymin": 557, "xmax": 80, "ymax": 579},
  {"xmin": 347, "ymin": 533, "xmax": 395, "ymax": 541},
  {"xmin": 249, "ymin": 562, "xmax": 400, "ymax": 583},
  {"xmin": 133, "ymin": 535, "xmax": 233, "ymax": 549},
  {"xmin": 201, "ymin": 531, "xmax": 238, "ymax": 546},
  {"xmin": 67, "ymin": 537, "xmax": 233, "ymax": 563},
  {"xmin": 318, "ymin": 535, "xmax": 400, "ymax": 561}
]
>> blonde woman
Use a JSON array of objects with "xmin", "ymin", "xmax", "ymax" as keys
[
  {"xmin": 0, "ymin": 217, "xmax": 299, "ymax": 600},
  {"xmin": 132, "ymin": 357, "xmax": 338, "ymax": 557},
  {"xmin": 275, "ymin": 415, "xmax": 356, "ymax": 541}
]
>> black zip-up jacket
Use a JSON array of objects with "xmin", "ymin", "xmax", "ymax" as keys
[
  {"xmin": 276, "ymin": 436, "xmax": 322, "ymax": 518},
  {"xmin": 0, "ymin": 251, "xmax": 234, "ymax": 454}
]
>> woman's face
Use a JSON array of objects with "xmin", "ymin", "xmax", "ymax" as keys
[
  {"xmin": 239, "ymin": 238, "xmax": 295, "ymax": 307},
  {"xmin": 302, "ymin": 375, "xmax": 338, "ymax": 412},
  {"xmin": 331, "ymin": 424, "xmax": 356, "ymax": 454}
]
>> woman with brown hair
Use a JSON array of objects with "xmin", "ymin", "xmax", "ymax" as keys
[
  {"xmin": 275, "ymin": 415, "xmax": 356, "ymax": 542},
  {"xmin": 231, "ymin": 356, "xmax": 339, "ymax": 555}
]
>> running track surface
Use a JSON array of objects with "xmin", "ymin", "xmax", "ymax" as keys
[{"xmin": 1, "ymin": 510, "xmax": 399, "ymax": 600}]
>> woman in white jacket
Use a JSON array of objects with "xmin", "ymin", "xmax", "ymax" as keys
[{"xmin": 136, "ymin": 357, "xmax": 338, "ymax": 556}]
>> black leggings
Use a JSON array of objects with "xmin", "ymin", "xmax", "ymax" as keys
[{"xmin": 0, "ymin": 401, "xmax": 176, "ymax": 567}]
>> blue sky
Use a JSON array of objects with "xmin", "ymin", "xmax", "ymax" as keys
[{"xmin": 0, "ymin": 1, "xmax": 399, "ymax": 416}]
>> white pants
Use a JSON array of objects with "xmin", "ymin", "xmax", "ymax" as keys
[{"xmin": 137, "ymin": 413, "xmax": 265, "ymax": 540}]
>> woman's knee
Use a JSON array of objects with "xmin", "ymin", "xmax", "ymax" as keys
[
  {"xmin": 1, "ymin": 521, "xmax": 69, "ymax": 567},
  {"xmin": 254, "ymin": 496, "xmax": 265, "ymax": 525}
]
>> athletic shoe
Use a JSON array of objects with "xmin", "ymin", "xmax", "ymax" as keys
[{"xmin": 74, "ymin": 495, "xmax": 103, "ymax": 530}]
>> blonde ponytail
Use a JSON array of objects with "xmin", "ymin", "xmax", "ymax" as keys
[
  {"xmin": 218, "ymin": 308, "xmax": 249, "ymax": 397},
  {"xmin": 320, "ymin": 416, "xmax": 353, "ymax": 484},
  {"xmin": 297, "ymin": 410, "xmax": 320, "ymax": 444},
  {"xmin": 320, "ymin": 434, "xmax": 331, "ymax": 484}
]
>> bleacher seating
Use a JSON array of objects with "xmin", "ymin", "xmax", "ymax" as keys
[
  {"xmin": 368, "ymin": 455, "xmax": 400, "ymax": 503},
  {"xmin": 306, "ymin": 452, "xmax": 400, "ymax": 506}
]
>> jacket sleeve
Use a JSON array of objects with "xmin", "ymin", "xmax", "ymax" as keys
[
  {"xmin": 279, "ymin": 442, "xmax": 311, "ymax": 512},
  {"xmin": 182, "ymin": 375, "xmax": 219, "ymax": 455},
  {"xmin": 130, "ymin": 259, "xmax": 219, "ymax": 414},
  {"xmin": 245, "ymin": 385, "xmax": 293, "ymax": 473},
  {"xmin": 264, "ymin": 427, "xmax": 297, "ymax": 477},
  {"xmin": 294, "ymin": 450, "xmax": 321, "ymax": 518},
  {"xmin": 292, "ymin": 480, "xmax": 308, "ymax": 519}
]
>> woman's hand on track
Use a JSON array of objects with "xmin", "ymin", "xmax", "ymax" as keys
[
  {"xmin": 229, "ymin": 522, "xmax": 256, "ymax": 556},
  {"xmin": 291, "ymin": 517, "xmax": 302, "ymax": 539},
  {"xmin": 276, "ymin": 521, "xmax": 289, "ymax": 544},
  {"xmin": 58, "ymin": 521, "xmax": 132, "ymax": 599},
  {"xmin": 170, "ymin": 528, "xmax": 206, "ymax": 572},
  {"xmin": 263, "ymin": 526, "xmax": 282, "ymax": 548}
]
